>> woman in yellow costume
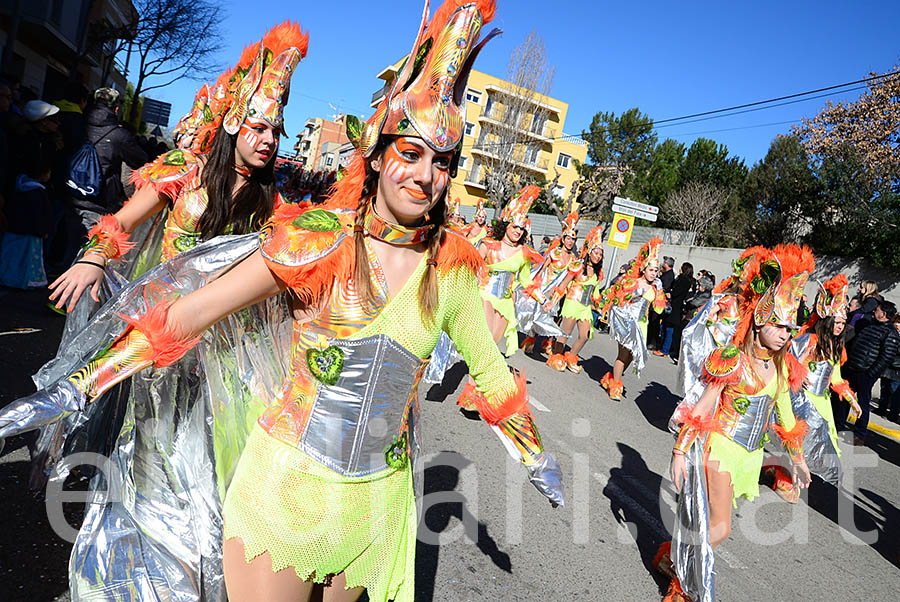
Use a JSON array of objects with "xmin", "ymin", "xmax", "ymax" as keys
[
  {"xmin": 0, "ymin": 3, "xmax": 563, "ymax": 602},
  {"xmin": 520, "ymin": 209, "xmax": 581, "ymax": 355},
  {"xmin": 546, "ymin": 224, "xmax": 604, "ymax": 373},
  {"xmin": 48, "ymin": 23, "xmax": 308, "ymax": 310},
  {"xmin": 657, "ymin": 244, "xmax": 813, "ymax": 602},
  {"xmin": 465, "ymin": 198, "xmax": 489, "ymax": 244},
  {"xmin": 598, "ymin": 237, "xmax": 667, "ymax": 400},
  {"xmin": 764, "ymin": 273, "xmax": 861, "ymax": 502}
]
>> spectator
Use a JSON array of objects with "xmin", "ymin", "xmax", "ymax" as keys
[
  {"xmin": 876, "ymin": 316, "xmax": 900, "ymax": 423},
  {"xmin": 650, "ymin": 255, "xmax": 676, "ymax": 349},
  {"xmin": 843, "ymin": 300, "xmax": 900, "ymax": 445},
  {"xmin": 77, "ymin": 87, "xmax": 148, "ymax": 223},
  {"xmin": 683, "ymin": 275, "xmax": 713, "ymax": 322},
  {"xmin": 0, "ymin": 149, "xmax": 53, "ymax": 288},
  {"xmin": 539, "ymin": 235, "xmax": 552, "ymax": 254},
  {"xmin": 797, "ymin": 294, "xmax": 811, "ymax": 326},
  {"xmin": 0, "ymin": 81, "xmax": 11, "ymax": 224},
  {"xmin": 849, "ymin": 280, "xmax": 882, "ymax": 328},
  {"xmin": 656, "ymin": 261, "xmax": 692, "ymax": 359}
]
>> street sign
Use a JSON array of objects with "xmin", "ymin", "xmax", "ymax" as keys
[
  {"xmin": 611, "ymin": 203, "xmax": 658, "ymax": 222},
  {"xmin": 607, "ymin": 213, "xmax": 635, "ymax": 249},
  {"xmin": 613, "ymin": 196, "xmax": 658, "ymax": 215},
  {"xmin": 142, "ymin": 98, "xmax": 172, "ymax": 127}
]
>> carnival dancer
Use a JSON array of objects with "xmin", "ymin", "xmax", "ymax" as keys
[
  {"xmin": 48, "ymin": 23, "xmax": 307, "ymax": 311},
  {"xmin": 764, "ymin": 273, "xmax": 861, "ymax": 502},
  {"xmin": 448, "ymin": 196, "xmax": 467, "ymax": 230},
  {"xmin": 0, "ymin": 4, "xmax": 564, "ymax": 602},
  {"xmin": 520, "ymin": 210, "xmax": 580, "ymax": 355},
  {"xmin": 465, "ymin": 198, "xmax": 490, "ymax": 244},
  {"xmin": 657, "ymin": 244, "xmax": 813, "ymax": 602},
  {"xmin": 598, "ymin": 237, "xmax": 667, "ymax": 400},
  {"xmin": 546, "ymin": 224, "xmax": 604, "ymax": 373}
]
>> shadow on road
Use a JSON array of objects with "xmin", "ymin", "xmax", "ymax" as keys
[
  {"xmin": 424, "ymin": 361, "xmax": 469, "ymax": 403},
  {"xmin": 603, "ymin": 442, "xmax": 672, "ymax": 595},
  {"xmin": 581, "ymin": 355, "xmax": 613, "ymax": 387},
  {"xmin": 633, "ymin": 381, "xmax": 680, "ymax": 433},
  {"xmin": 415, "ymin": 452, "xmax": 512, "ymax": 602}
]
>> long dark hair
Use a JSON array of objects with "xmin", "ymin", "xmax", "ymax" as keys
[
  {"xmin": 490, "ymin": 220, "xmax": 525, "ymax": 245},
  {"xmin": 353, "ymin": 138, "xmax": 449, "ymax": 321},
  {"xmin": 813, "ymin": 316, "xmax": 845, "ymax": 363},
  {"xmin": 583, "ymin": 250, "xmax": 603, "ymax": 277},
  {"xmin": 197, "ymin": 124, "xmax": 277, "ymax": 238}
]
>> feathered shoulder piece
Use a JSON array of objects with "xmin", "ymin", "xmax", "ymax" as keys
[
  {"xmin": 702, "ymin": 344, "xmax": 746, "ymax": 385},
  {"xmin": 258, "ymin": 204, "xmax": 354, "ymax": 304},
  {"xmin": 130, "ymin": 149, "xmax": 202, "ymax": 201},
  {"xmin": 713, "ymin": 245, "xmax": 768, "ymax": 294},
  {"xmin": 437, "ymin": 229, "xmax": 486, "ymax": 278},
  {"xmin": 568, "ymin": 258, "xmax": 585, "ymax": 274},
  {"xmin": 599, "ymin": 273, "xmax": 641, "ymax": 313},
  {"xmin": 476, "ymin": 237, "xmax": 501, "ymax": 253},
  {"xmin": 522, "ymin": 245, "xmax": 545, "ymax": 265}
]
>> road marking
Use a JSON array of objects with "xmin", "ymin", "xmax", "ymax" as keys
[
  {"xmin": 0, "ymin": 328, "xmax": 41, "ymax": 337},
  {"xmin": 847, "ymin": 414, "xmax": 900, "ymax": 443},
  {"xmin": 528, "ymin": 396, "xmax": 550, "ymax": 412}
]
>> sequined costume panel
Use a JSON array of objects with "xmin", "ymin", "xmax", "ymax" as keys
[{"xmin": 607, "ymin": 284, "xmax": 662, "ymax": 377}]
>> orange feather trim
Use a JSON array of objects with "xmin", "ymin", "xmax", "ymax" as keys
[
  {"xmin": 653, "ymin": 541, "xmax": 672, "ymax": 570},
  {"xmin": 428, "ymin": 0, "xmax": 496, "ymax": 38},
  {"xmin": 701, "ymin": 346, "xmax": 744, "ymax": 385},
  {"xmin": 323, "ymin": 152, "xmax": 367, "ymax": 210},
  {"xmin": 831, "ymin": 379, "xmax": 855, "ymax": 402},
  {"xmin": 672, "ymin": 404, "xmax": 721, "ymax": 433},
  {"xmin": 522, "ymin": 245, "xmax": 544, "ymax": 265},
  {"xmin": 786, "ymin": 353, "xmax": 808, "ymax": 394},
  {"xmin": 87, "ymin": 214, "xmax": 135, "ymax": 259},
  {"xmin": 260, "ymin": 21, "xmax": 309, "ymax": 59},
  {"xmin": 436, "ymin": 230, "xmax": 486, "ymax": 279},
  {"xmin": 118, "ymin": 303, "xmax": 201, "ymax": 368},
  {"xmin": 281, "ymin": 238, "xmax": 353, "ymax": 307},
  {"xmin": 772, "ymin": 243, "xmax": 816, "ymax": 279},
  {"xmin": 476, "ymin": 370, "xmax": 530, "ymax": 425},
  {"xmin": 662, "ymin": 576, "xmax": 686, "ymax": 602},
  {"xmin": 773, "ymin": 418, "xmax": 808, "ymax": 449}
]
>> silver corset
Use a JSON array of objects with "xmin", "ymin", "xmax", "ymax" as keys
[
  {"xmin": 629, "ymin": 291, "xmax": 651, "ymax": 321},
  {"xmin": 577, "ymin": 284, "xmax": 595, "ymax": 306},
  {"xmin": 731, "ymin": 393, "xmax": 776, "ymax": 452},
  {"xmin": 485, "ymin": 270, "xmax": 516, "ymax": 299},
  {"xmin": 806, "ymin": 360, "xmax": 834, "ymax": 397},
  {"xmin": 301, "ymin": 334, "xmax": 424, "ymax": 477}
]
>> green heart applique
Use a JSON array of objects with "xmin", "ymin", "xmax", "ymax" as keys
[
  {"xmin": 306, "ymin": 346, "xmax": 344, "ymax": 385},
  {"xmin": 384, "ymin": 432, "xmax": 409, "ymax": 469},
  {"xmin": 733, "ymin": 396, "xmax": 750, "ymax": 415}
]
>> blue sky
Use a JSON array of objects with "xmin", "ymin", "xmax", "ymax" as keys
[{"xmin": 146, "ymin": 0, "xmax": 900, "ymax": 166}]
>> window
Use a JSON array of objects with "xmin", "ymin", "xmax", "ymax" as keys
[
  {"xmin": 465, "ymin": 89, "xmax": 481, "ymax": 104},
  {"xmin": 531, "ymin": 114, "xmax": 546, "ymax": 136},
  {"xmin": 326, "ymin": 154, "xmax": 334, "ymax": 167},
  {"xmin": 523, "ymin": 145, "xmax": 539, "ymax": 166},
  {"xmin": 458, "ymin": 155, "xmax": 468, "ymax": 170},
  {"xmin": 464, "ymin": 121, "xmax": 475, "ymax": 136},
  {"xmin": 557, "ymin": 153, "xmax": 571, "ymax": 169}
]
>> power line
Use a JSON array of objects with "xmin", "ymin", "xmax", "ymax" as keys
[{"xmin": 653, "ymin": 70, "xmax": 898, "ymax": 125}]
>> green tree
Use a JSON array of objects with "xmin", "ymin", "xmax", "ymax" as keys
[
  {"xmin": 681, "ymin": 137, "xmax": 748, "ymax": 189},
  {"xmin": 583, "ymin": 108, "xmax": 657, "ymax": 193},
  {"xmin": 626, "ymin": 137, "xmax": 685, "ymax": 216},
  {"xmin": 742, "ymin": 135, "xmax": 821, "ymax": 247}
]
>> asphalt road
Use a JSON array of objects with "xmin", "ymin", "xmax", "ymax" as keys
[{"xmin": 1, "ymin": 286, "xmax": 899, "ymax": 601}]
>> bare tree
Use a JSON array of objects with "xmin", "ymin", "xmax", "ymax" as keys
[
  {"xmin": 125, "ymin": 0, "xmax": 223, "ymax": 123},
  {"xmin": 664, "ymin": 182, "xmax": 726, "ymax": 244},
  {"xmin": 471, "ymin": 30, "xmax": 555, "ymax": 217}
]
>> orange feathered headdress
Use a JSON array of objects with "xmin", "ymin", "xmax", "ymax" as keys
[
  {"xmin": 193, "ymin": 22, "xmax": 308, "ymax": 152},
  {"xmin": 500, "ymin": 185, "xmax": 540, "ymax": 228},
  {"xmin": 173, "ymin": 84, "xmax": 211, "ymax": 153},
  {"xmin": 561, "ymin": 210, "xmax": 579, "ymax": 239},
  {"xmin": 359, "ymin": 0, "xmax": 499, "ymax": 156},
  {"xmin": 474, "ymin": 198, "xmax": 487, "ymax": 220},
  {"xmin": 581, "ymin": 224, "xmax": 604, "ymax": 256},
  {"xmin": 806, "ymin": 273, "xmax": 849, "ymax": 330},
  {"xmin": 731, "ymin": 244, "xmax": 815, "ymax": 346}
]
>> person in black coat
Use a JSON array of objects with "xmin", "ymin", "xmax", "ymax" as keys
[
  {"xmin": 77, "ymin": 88, "xmax": 148, "ymax": 219},
  {"xmin": 843, "ymin": 300, "xmax": 900, "ymax": 444},
  {"xmin": 655, "ymin": 261, "xmax": 693, "ymax": 358}
]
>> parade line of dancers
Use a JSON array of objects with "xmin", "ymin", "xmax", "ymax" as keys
[{"xmin": 0, "ymin": 1, "xmax": 873, "ymax": 601}]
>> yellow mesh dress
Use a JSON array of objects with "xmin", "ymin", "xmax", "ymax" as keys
[{"xmin": 222, "ymin": 206, "xmax": 543, "ymax": 602}]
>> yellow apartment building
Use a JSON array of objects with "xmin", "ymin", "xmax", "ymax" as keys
[{"xmin": 370, "ymin": 64, "xmax": 587, "ymax": 207}]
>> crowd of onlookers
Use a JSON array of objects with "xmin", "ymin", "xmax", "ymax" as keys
[
  {"xmin": 274, "ymin": 159, "xmax": 338, "ymax": 204},
  {"xmin": 0, "ymin": 79, "xmax": 151, "ymax": 290}
]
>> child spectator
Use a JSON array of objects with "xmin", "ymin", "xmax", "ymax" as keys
[{"xmin": 0, "ymin": 151, "xmax": 54, "ymax": 288}]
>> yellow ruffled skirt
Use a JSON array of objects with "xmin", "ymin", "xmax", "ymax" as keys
[
  {"xmin": 481, "ymin": 290, "xmax": 518, "ymax": 356},
  {"xmin": 707, "ymin": 432, "xmax": 765, "ymax": 506},
  {"xmin": 223, "ymin": 425, "xmax": 416, "ymax": 602},
  {"xmin": 560, "ymin": 298, "xmax": 594, "ymax": 339}
]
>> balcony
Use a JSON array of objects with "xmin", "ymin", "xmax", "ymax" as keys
[
  {"xmin": 478, "ymin": 106, "xmax": 556, "ymax": 143},
  {"xmin": 470, "ymin": 142, "xmax": 549, "ymax": 174},
  {"xmin": 483, "ymin": 83, "xmax": 561, "ymax": 115}
]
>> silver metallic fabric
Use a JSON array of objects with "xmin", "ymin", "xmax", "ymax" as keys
[
  {"xmin": 300, "ymin": 334, "xmax": 424, "ymax": 477},
  {"xmin": 577, "ymin": 284, "xmax": 595, "ymax": 306},
  {"xmin": 14, "ymin": 233, "xmax": 292, "ymax": 602},
  {"xmin": 422, "ymin": 332, "xmax": 459, "ymax": 385},
  {"xmin": 515, "ymin": 265, "xmax": 566, "ymax": 338},
  {"xmin": 0, "ymin": 380, "xmax": 86, "ymax": 439},
  {"xmin": 673, "ymin": 442, "xmax": 716, "ymax": 602},
  {"xmin": 729, "ymin": 393, "xmax": 775, "ymax": 452},
  {"xmin": 676, "ymin": 294, "xmax": 723, "ymax": 397},
  {"xmin": 608, "ymin": 292, "xmax": 651, "ymax": 377},
  {"xmin": 484, "ymin": 270, "xmax": 515, "ymax": 299},
  {"xmin": 788, "ymin": 388, "xmax": 841, "ymax": 484},
  {"xmin": 524, "ymin": 451, "xmax": 565, "ymax": 507}
]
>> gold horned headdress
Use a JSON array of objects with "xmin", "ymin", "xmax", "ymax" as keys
[{"xmin": 500, "ymin": 185, "xmax": 540, "ymax": 228}]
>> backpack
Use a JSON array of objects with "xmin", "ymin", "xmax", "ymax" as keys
[{"xmin": 66, "ymin": 126, "xmax": 115, "ymax": 199}]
